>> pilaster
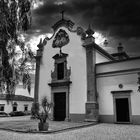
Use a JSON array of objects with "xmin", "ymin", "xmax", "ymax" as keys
[
  {"xmin": 34, "ymin": 51, "xmax": 41, "ymax": 103},
  {"xmin": 83, "ymin": 26, "xmax": 99, "ymax": 122},
  {"xmin": 34, "ymin": 39, "xmax": 45, "ymax": 103}
]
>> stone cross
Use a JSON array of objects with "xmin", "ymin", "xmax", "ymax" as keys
[{"xmin": 61, "ymin": 10, "xmax": 65, "ymax": 20}]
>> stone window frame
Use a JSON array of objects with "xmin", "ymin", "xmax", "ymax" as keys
[
  {"xmin": 51, "ymin": 53, "xmax": 71, "ymax": 82},
  {"xmin": 50, "ymin": 87, "xmax": 70, "ymax": 121}
]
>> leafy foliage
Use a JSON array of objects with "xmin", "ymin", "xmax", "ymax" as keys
[
  {"xmin": 31, "ymin": 97, "xmax": 53, "ymax": 123},
  {"xmin": 0, "ymin": 0, "xmax": 34, "ymax": 98}
]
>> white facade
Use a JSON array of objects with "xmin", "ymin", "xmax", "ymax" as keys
[
  {"xmin": 96, "ymin": 58, "xmax": 140, "ymax": 123},
  {"xmin": 0, "ymin": 83, "xmax": 34, "ymax": 114},
  {"xmin": 15, "ymin": 83, "xmax": 34, "ymax": 98},
  {"xmin": 38, "ymin": 27, "xmax": 87, "ymax": 115},
  {"xmin": 35, "ymin": 17, "xmax": 140, "ymax": 124},
  {"xmin": 0, "ymin": 100, "xmax": 33, "ymax": 113}
]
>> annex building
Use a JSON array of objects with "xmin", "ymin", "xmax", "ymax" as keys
[{"xmin": 34, "ymin": 15, "xmax": 140, "ymax": 124}]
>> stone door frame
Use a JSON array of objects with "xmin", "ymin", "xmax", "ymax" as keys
[
  {"xmin": 111, "ymin": 90, "xmax": 132, "ymax": 123},
  {"xmin": 50, "ymin": 86, "xmax": 70, "ymax": 121}
]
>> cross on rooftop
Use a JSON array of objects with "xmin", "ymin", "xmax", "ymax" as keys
[{"xmin": 61, "ymin": 10, "xmax": 65, "ymax": 20}]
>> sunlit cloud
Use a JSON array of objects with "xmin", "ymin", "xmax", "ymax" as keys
[
  {"xmin": 93, "ymin": 32, "xmax": 116, "ymax": 54},
  {"xmin": 32, "ymin": 0, "xmax": 45, "ymax": 9},
  {"xmin": 94, "ymin": 32, "xmax": 106, "ymax": 47},
  {"xmin": 54, "ymin": 0, "xmax": 67, "ymax": 5},
  {"xmin": 25, "ymin": 33, "xmax": 53, "ymax": 52},
  {"xmin": 27, "ymin": 32, "xmax": 108, "ymax": 52},
  {"xmin": 46, "ymin": 33, "xmax": 53, "ymax": 38}
]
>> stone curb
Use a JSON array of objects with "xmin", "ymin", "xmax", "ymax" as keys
[{"xmin": 0, "ymin": 122, "xmax": 97, "ymax": 134}]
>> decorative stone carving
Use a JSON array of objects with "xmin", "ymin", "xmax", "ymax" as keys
[
  {"xmin": 65, "ymin": 68, "xmax": 71, "ymax": 80},
  {"xmin": 52, "ymin": 19, "xmax": 74, "ymax": 31},
  {"xmin": 86, "ymin": 24, "xmax": 95, "ymax": 37},
  {"xmin": 51, "ymin": 70, "xmax": 57, "ymax": 81},
  {"xmin": 50, "ymin": 52, "xmax": 71, "ymax": 82},
  {"xmin": 76, "ymin": 27, "xmax": 86, "ymax": 40},
  {"xmin": 82, "ymin": 25, "xmax": 95, "ymax": 47},
  {"xmin": 118, "ymin": 84, "xmax": 123, "ymax": 89},
  {"xmin": 77, "ymin": 27, "xmax": 84, "ymax": 35},
  {"xmin": 37, "ymin": 38, "xmax": 47, "ymax": 51},
  {"xmin": 52, "ymin": 29, "xmax": 69, "ymax": 50}
]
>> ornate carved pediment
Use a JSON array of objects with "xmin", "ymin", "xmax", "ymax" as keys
[
  {"xmin": 76, "ymin": 27, "xmax": 86, "ymax": 40},
  {"xmin": 52, "ymin": 29, "xmax": 69, "ymax": 49},
  {"xmin": 52, "ymin": 19, "xmax": 74, "ymax": 31},
  {"xmin": 37, "ymin": 38, "xmax": 47, "ymax": 51},
  {"xmin": 52, "ymin": 52, "xmax": 68, "ymax": 60}
]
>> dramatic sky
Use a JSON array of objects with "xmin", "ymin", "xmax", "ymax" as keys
[{"xmin": 27, "ymin": 0, "xmax": 140, "ymax": 56}]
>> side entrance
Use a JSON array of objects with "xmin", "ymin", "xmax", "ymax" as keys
[
  {"xmin": 111, "ymin": 90, "xmax": 132, "ymax": 123},
  {"xmin": 115, "ymin": 98, "xmax": 130, "ymax": 122}
]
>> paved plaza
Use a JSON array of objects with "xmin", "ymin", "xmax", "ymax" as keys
[
  {"xmin": 0, "ymin": 123, "xmax": 140, "ymax": 140},
  {"xmin": 0, "ymin": 116, "xmax": 140, "ymax": 140},
  {"xmin": 0, "ymin": 116, "xmax": 94, "ymax": 132}
]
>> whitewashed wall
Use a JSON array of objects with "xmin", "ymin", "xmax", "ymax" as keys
[
  {"xmin": 39, "ymin": 27, "xmax": 87, "ymax": 114},
  {"xmin": 96, "ymin": 58, "xmax": 140, "ymax": 116},
  {"xmin": 15, "ymin": 84, "xmax": 34, "ymax": 98},
  {"xmin": 0, "ymin": 100, "xmax": 33, "ymax": 113},
  {"xmin": 97, "ymin": 59, "xmax": 140, "ymax": 74}
]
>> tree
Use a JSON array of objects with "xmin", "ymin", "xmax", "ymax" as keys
[{"xmin": 0, "ymin": 0, "xmax": 33, "ymax": 99}]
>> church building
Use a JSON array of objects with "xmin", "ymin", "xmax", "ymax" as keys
[{"xmin": 34, "ymin": 15, "xmax": 140, "ymax": 124}]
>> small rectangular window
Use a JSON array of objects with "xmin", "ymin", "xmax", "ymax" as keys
[
  {"xmin": 24, "ymin": 105, "xmax": 28, "ymax": 111},
  {"xmin": 13, "ymin": 106, "xmax": 17, "ymax": 112},
  {"xmin": 57, "ymin": 63, "xmax": 64, "ymax": 80},
  {"xmin": 0, "ymin": 105, "xmax": 4, "ymax": 111}
]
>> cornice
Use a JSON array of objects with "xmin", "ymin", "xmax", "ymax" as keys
[{"xmin": 111, "ymin": 90, "xmax": 133, "ymax": 94}]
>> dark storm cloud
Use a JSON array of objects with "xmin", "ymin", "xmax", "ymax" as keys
[{"xmin": 32, "ymin": 0, "xmax": 140, "ymax": 39}]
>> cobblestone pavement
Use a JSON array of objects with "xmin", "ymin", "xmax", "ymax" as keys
[{"xmin": 0, "ymin": 123, "xmax": 140, "ymax": 140}]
